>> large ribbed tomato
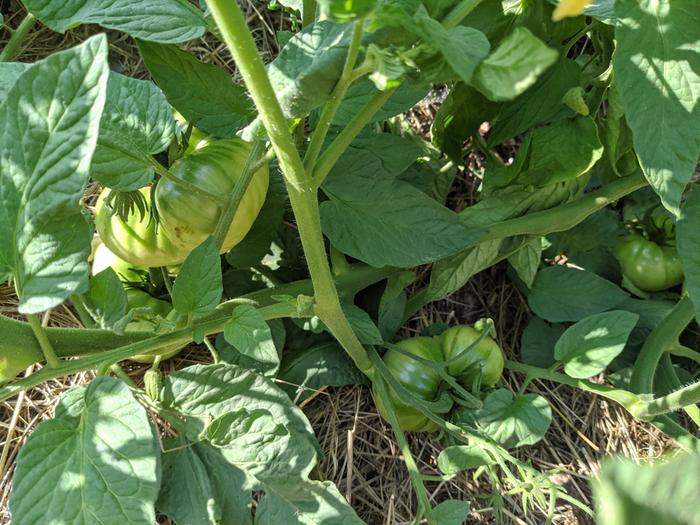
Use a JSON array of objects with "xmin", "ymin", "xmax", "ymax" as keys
[
  {"xmin": 95, "ymin": 187, "xmax": 188, "ymax": 267},
  {"xmin": 155, "ymin": 138, "xmax": 269, "ymax": 254},
  {"xmin": 615, "ymin": 234, "xmax": 683, "ymax": 292}
]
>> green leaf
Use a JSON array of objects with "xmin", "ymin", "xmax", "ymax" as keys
[
  {"xmin": 79, "ymin": 268, "xmax": 128, "ymax": 329},
  {"xmin": 431, "ymin": 83, "xmax": 501, "ymax": 161},
  {"xmin": 508, "ymin": 237, "xmax": 542, "ymax": 288},
  {"xmin": 520, "ymin": 317, "xmax": 566, "ymax": 368},
  {"xmin": 342, "ymin": 302, "xmax": 383, "ymax": 345},
  {"xmin": 92, "ymin": 72, "xmax": 175, "ymax": 190},
  {"xmin": 278, "ymin": 341, "xmax": 368, "ymax": 402},
  {"xmin": 255, "ymin": 480, "xmax": 365, "ymax": 525},
  {"xmin": 268, "ymin": 21, "xmax": 352, "ymax": 118},
  {"xmin": 23, "ymin": 0, "xmax": 206, "ymax": 43},
  {"xmin": 158, "ymin": 439, "xmax": 253, "ymax": 525},
  {"xmin": 472, "ymin": 27, "xmax": 558, "ymax": 102},
  {"xmin": 224, "ymin": 304, "xmax": 280, "ymax": 374},
  {"xmin": 427, "ymin": 237, "xmax": 531, "ymax": 302},
  {"xmin": 437, "ymin": 445, "xmax": 495, "ymax": 476},
  {"xmin": 172, "ymin": 237, "xmax": 223, "ymax": 318},
  {"xmin": 516, "ymin": 117, "xmax": 603, "ymax": 186},
  {"xmin": 332, "ymin": 80, "xmax": 428, "ymax": 126},
  {"xmin": 613, "ymin": 0, "xmax": 700, "ymax": 215},
  {"xmin": 0, "ymin": 35, "xmax": 108, "ymax": 314},
  {"xmin": 554, "ymin": 311, "xmax": 639, "ymax": 379},
  {"xmin": 528, "ymin": 266, "xmax": 629, "ymax": 322},
  {"xmin": 677, "ymin": 186, "xmax": 700, "ymax": 321},
  {"xmin": 138, "ymin": 41, "xmax": 254, "ymax": 138},
  {"xmin": 431, "ymin": 499, "xmax": 471, "ymax": 525},
  {"xmin": 321, "ymin": 169, "xmax": 482, "ymax": 268},
  {"xmin": 455, "ymin": 389, "xmax": 552, "ymax": 448},
  {"xmin": 378, "ymin": 272, "xmax": 415, "ymax": 340},
  {"xmin": 161, "ymin": 362, "xmax": 316, "ymax": 445},
  {"xmin": 0, "ymin": 62, "xmax": 31, "ymax": 98},
  {"xmin": 10, "ymin": 378, "xmax": 160, "ymax": 524},
  {"xmin": 488, "ymin": 58, "xmax": 581, "ymax": 145},
  {"xmin": 205, "ymin": 408, "xmax": 315, "ymax": 482},
  {"xmin": 594, "ymin": 453, "xmax": 700, "ymax": 525}
]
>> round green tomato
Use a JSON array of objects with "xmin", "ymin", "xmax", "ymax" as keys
[
  {"xmin": 95, "ymin": 187, "xmax": 188, "ymax": 268},
  {"xmin": 155, "ymin": 138, "xmax": 269, "ymax": 255},
  {"xmin": 373, "ymin": 337, "xmax": 443, "ymax": 432},
  {"xmin": 440, "ymin": 325, "xmax": 504, "ymax": 388},
  {"xmin": 92, "ymin": 242, "xmax": 144, "ymax": 283},
  {"xmin": 123, "ymin": 288, "xmax": 184, "ymax": 363},
  {"xmin": 616, "ymin": 234, "xmax": 683, "ymax": 292}
]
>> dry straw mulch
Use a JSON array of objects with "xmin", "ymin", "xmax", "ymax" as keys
[{"xmin": 0, "ymin": 2, "xmax": 673, "ymax": 524}]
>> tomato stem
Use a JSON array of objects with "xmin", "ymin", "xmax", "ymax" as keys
[
  {"xmin": 25, "ymin": 314, "xmax": 61, "ymax": 369},
  {"xmin": 303, "ymin": 18, "xmax": 365, "ymax": 171},
  {"xmin": 312, "ymin": 87, "xmax": 396, "ymax": 187},
  {"xmin": 630, "ymin": 295, "xmax": 695, "ymax": 393},
  {"xmin": 373, "ymin": 378, "xmax": 436, "ymax": 524},
  {"xmin": 441, "ymin": 0, "xmax": 484, "ymax": 29},
  {"xmin": 207, "ymin": 0, "xmax": 377, "ymax": 375},
  {"xmin": 0, "ymin": 13, "xmax": 36, "ymax": 62},
  {"xmin": 149, "ymin": 159, "xmax": 227, "ymax": 204}
]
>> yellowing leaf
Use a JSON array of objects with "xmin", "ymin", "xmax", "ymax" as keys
[{"xmin": 552, "ymin": 0, "xmax": 593, "ymax": 21}]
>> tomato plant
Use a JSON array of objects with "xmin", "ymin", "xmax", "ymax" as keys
[{"xmin": 1, "ymin": 0, "xmax": 699, "ymax": 523}]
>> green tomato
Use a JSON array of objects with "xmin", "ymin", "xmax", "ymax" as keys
[
  {"xmin": 95, "ymin": 187, "xmax": 189, "ymax": 268},
  {"xmin": 440, "ymin": 325, "xmax": 504, "ymax": 388},
  {"xmin": 616, "ymin": 234, "xmax": 684, "ymax": 292},
  {"xmin": 92, "ymin": 242, "xmax": 144, "ymax": 283},
  {"xmin": 155, "ymin": 138, "xmax": 269, "ymax": 255},
  {"xmin": 373, "ymin": 337, "xmax": 443, "ymax": 432},
  {"xmin": 123, "ymin": 288, "xmax": 184, "ymax": 363}
]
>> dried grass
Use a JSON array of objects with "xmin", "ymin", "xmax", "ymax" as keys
[{"xmin": 0, "ymin": 2, "xmax": 674, "ymax": 524}]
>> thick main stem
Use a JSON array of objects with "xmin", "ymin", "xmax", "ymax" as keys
[{"xmin": 206, "ymin": 0, "xmax": 374, "ymax": 374}]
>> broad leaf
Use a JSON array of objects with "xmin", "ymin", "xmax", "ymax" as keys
[
  {"xmin": 455, "ymin": 389, "xmax": 552, "ymax": 448},
  {"xmin": 79, "ymin": 268, "xmax": 128, "ymax": 329},
  {"xmin": 279, "ymin": 341, "xmax": 368, "ymax": 402},
  {"xmin": 431, "ymin": 500, "xmax": 471, "ymax": 525},
  {"xmin": 138, "ymin": 41, "xmax": 254, "ymax": 138},
  {"xmin": 437, "ymin": 445, "xmax": 495, "ymax": 476},
  {"xmin": 613, "ymin": 0, "xmax": 700, "ymax": 215},
  {"xmin": 224, "ymin": 304, "xmax": 280, "ymax": 374},
  {"xmin": 332, "ymin": 80, "xmax": 428, "ymax": 126},
  {"xmin": 0, "ymin": 62, "xmax": 31, "ymax": 98},
  {"xmin": 92, "ymin": 72, "xmax": 175, "ymax": 190},
  {"xmin": 520, "ymin": 317, "xmax": 566, "ymax": 368},
  {"xmin": 516, "ymin": 117, "xmax": 603, "ymax": 186},
  {"xmin": 0, "ymin": 35, "xmax": 108, "ymax": 313},
  {"xmin": 10, "ymin": 378, "xmax": 160, "ymax": 524},
  {"xmin": 677, "ymin": 186, "xmax": 700, "ymax": 321},
  {"xmin": 321, "ymin": 169, "xmax": 482, "ymax": 268},
  {"xmin": 161, "ymin": 362, "xmax": 316, "ymax": 444},
  {"xmin": 594, "ymin": 453, "xmax": 700, "ymax": 525},
  {"xmin": 528, "ymin": 266, "xmax": 629, "ymax": 322},
  {"xmin": 554, "ymin": 311, "xmax": 639, "ymax": 379},
  {"xmin": 472, "ymin": 27, "xmax": 558, "ymax": 101},
  {"xmin": 23, "ymin": 0, "xmax": 206, "ymax": 43},
  {"xmin": 255, "ymin": 480, "xmax": 364, "ymax": 525},
  {"xmin": 158, "ymin": 439, "xmax": 253, "ymax": 525},
  {"xmin": 488, "ymin": 58, "xmax": 581, "ymax": 145},
  {"xmin": 172, "ymin": 237, "xmax": 223, "ymax": 318},
  {"xmin": 268, "ymin": 21, "xmax": 352, "ymax": 118},
  {"xmin": 508, "ymin": 237, "xmax": 542, "ymax": 288}
]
